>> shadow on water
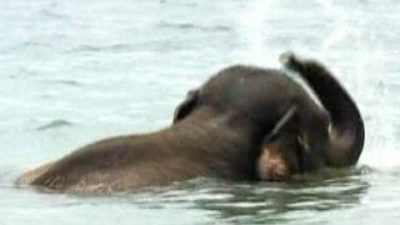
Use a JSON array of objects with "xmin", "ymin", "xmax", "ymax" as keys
[{"xmin": 126, "ymin": 167, "xmax": 371, "ymax": 224}]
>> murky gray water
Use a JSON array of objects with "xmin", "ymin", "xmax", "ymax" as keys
[{"xmin": 1, "ymin": 0, "xmax": 400, "ymax": 224}]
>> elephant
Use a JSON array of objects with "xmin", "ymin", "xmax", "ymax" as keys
[
  {"xmin": 18, "ymin": 53, "xmax": 364, "ymax": 193},
  {"xmin": 173, "ymin": 53, "xmax": 365, "ymax": 180}
]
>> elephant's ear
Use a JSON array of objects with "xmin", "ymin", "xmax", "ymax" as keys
[
  {"xmin": 263, "ymin": 106, "xmax": 298, "ymax": 143},
  {"xmin": 257, "ymin": 106, "xmax": 304, "ymax": 180},
  {"xmin": 173, "ymin": 89, "xmax": 199, "ymax": 124},
  {"xmin": 262, "ymin": 105, "xmax": 315, "ymax": 165}
]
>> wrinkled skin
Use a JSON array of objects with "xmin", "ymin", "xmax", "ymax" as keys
[{"xmin": 19, "ymin": 59, "xmax": 331, "ymax": 193}]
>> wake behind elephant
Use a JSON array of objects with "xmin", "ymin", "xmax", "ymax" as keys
[{"xmin": 18, "ymin": 53, "xmax": 364, "ymax": 193}]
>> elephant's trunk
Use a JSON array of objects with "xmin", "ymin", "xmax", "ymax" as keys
[{"xmin": 282, "ymin": 54, "xmax": 365, "ymax": 167}]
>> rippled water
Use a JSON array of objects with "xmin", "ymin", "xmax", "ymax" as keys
[{"xmin": 1, "ymin": 0, "xmax": 400, "ymax": 224}]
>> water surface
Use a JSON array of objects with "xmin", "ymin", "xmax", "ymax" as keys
[{"xmin": 1, "ymin": 0, "xmax": 400, "ymax": 224}]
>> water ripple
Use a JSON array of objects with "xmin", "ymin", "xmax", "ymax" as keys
[
  {"xmin": 116, "ymin": 169, "xmax": 371, "ymax": 224},
  {"xmin": 43, "ymin": 79, "xmax": 82, "ymax": 87},
  {"xmin": 69, "ymin": 44, "xmax": 135, "ymax": 54},
  {"xmin": 157, "ymin": 21, "xmax": 231, "ymax": 32},
  {"xmin": 39, "ymin": 9, "xmax": 69, "ymax": 20},
  {"xmin": 36, "ymin": 119, "xmax": 74, "ymax": 131}
]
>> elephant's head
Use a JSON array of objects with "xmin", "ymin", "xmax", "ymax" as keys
[
  {"xmin": 172, "ymin": 65, "xmax": 328, "ymax": 181},
  {"xmin": 280, "ymin": 52, "xmax": 365, "ymax": 167},
  {"xmin": 173, "ymin": 66, "xmax": 308, "ymax": 131},
  {"xmin": 173, "ymin": 53, "xmax": 364, "ymax": 180}
]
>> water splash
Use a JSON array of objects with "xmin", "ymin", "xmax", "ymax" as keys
[
  {"xmin": 237, "ymin": 0, "xmax": 400, "ymax": 170},
  {"xmin": 237, "ymin": 0, "xmax": 280, "ymax": 67}
]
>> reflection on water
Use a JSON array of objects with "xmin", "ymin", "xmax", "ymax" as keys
[{"xmin": 125, "ymin": 167, "xmax": 371, "ymax": 224}]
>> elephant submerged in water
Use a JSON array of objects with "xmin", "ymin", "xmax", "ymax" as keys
[
  {"xmin": 18, "ymin": 53, "xmax": 364, "ymax": 193},
  {"xmin": 174, "ymin": 53, "xmax": 365, "ymax": 180}
]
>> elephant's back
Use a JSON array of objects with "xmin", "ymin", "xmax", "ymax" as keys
[
  {"xmin": 20, "ymin": 119, "xmax": 255, "ymax": 192},
  {"xmin": 23, "ymin": 133, "xmax": 171, "ymax": 191}
]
